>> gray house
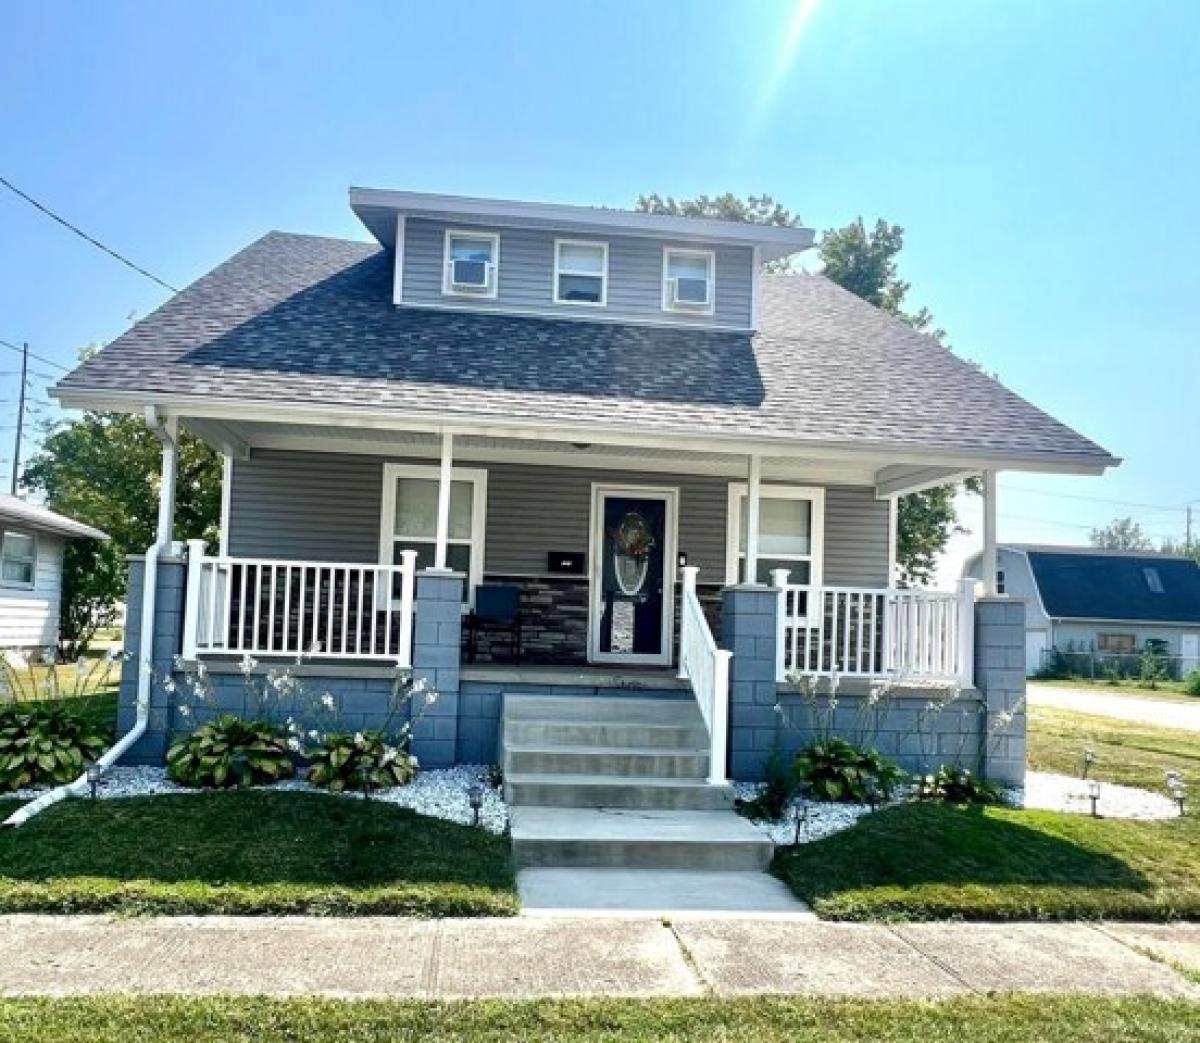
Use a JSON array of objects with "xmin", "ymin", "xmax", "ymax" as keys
[
  {"xmin": 964, "ymin": 545, "xmax": 1200, "ymax": 677},
  {"xmin": 51, "ymin": 188, "xmax": 1116, "ymax": 868}
]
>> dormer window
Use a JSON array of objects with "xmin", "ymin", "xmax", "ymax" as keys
[
  {"xmin": 443, "ymin": 230, "xmax": 499, "ymax": 298},
  {"xmin": 1143, "ymin": 566, "xmax": 1164, "ymax": 593},
  {"xmin": 663, "ymin": 247, "xmax": 715, "ymax": 314},
  {"xmin": 554, "ymin": 239, "xmax": 607, "ymax": 306}
]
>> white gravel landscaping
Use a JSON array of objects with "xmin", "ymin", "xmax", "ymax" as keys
[
  {"xmin": 732, "ymin": 782, "xmax": 876, "ymax": 845},
  {"xmin": 8, "ymin": 764, "xmax": 510, "ymax": 834},
  {"xmin": 1004, "ymin": 770, "xmax": 1181, "ymax": 821}
]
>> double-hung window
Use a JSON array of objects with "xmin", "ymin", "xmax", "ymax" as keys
[
  {"xmin": 725, "ymin": 485, "xmax": 825, "ymax": 587},
  {"xmin": 379, "ymin": 464, "xmax": 487, "ymax": 603},
  {"xmin": 554, "ymin": 239, "xmax": 608, "ymax": 305},
  {"xmin": 443, "ymin": 230, "xmax": 499, "ymax": 298},
  {"xmin": 0, "ymin": 531, "xmax": 36, "ymax": 589},
  {"xmin": 663, "ymin": 247, "xmax": 715, "ymax": 314}
]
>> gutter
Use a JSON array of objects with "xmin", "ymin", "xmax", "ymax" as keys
[{"xmin": 3, "ymin": 408, "xmax": 177, "ymax": 828}]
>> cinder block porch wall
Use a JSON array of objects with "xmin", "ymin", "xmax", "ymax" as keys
[
  {"xmin": 116, "ymin": 555, "xmax": 186, "ymax": 764},
  {"xmin": 974, "ymin": 596, "xmax": 1028, "ymax": 786},
  {"xmin": 410, "ymin": 571, "xmax": 463, "ymax": 768},
  {"xmin": 721, "ymin": 584, "xmax": 781, "ymax": 781}
]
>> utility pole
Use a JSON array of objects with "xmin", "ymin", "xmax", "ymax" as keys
[{"xmin": 10, "ymin": 341, "xmax": 26, "ymax": 495}]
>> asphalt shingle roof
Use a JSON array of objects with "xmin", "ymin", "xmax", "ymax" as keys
[
  {"xmin": 55, "ymin": 231, "xmax": 1112, "ymax": 463},
  {"xmin": 1022, "ymin": 548, "xmax": 1200, "ymax": 624}
]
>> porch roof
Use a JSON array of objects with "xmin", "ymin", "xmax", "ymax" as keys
[{"xmin": 54, "ymin": 231, "xmax": 1116, "ymax": 476}]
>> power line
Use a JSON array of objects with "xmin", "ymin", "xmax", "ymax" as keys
[
  {"xmin": 0, "ymin": 338, "xmax": 70, "ymax": 373},
  {"xmin": 1000, "ymin": 481, "xmax": 1188, "ymax": 514},
  {"xmin": 0, "ymin": 175, "xmax": 179, "ymax": 293}
]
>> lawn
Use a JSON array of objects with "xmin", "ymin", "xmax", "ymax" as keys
[
  {"xmin": 0, "ymin": 995, "xmax": 1193, "ymax": 1043},
  {"xmin": 0, "ymin": 790, "xmax": 517, "ymax": 917},
  {"xmin": 1028, "ymin": 706, "xmax": 1199, "ymax": 793},
  {"xmin": 773, "ymin": 802, "xmax": 1200, "ymax": 921}
]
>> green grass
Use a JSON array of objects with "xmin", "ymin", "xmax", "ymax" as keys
[
  {"xmin": 1029, "ymin": 706, "xmax": 1199, "ymax": 792},
  {"xmin": 0, "ymin": 995, "xmax": 1194, "ymax": 1043},
  {"xmin": 0, "ymin": 790, "xmax": 517, "ymax": 917},
  {"xmin": 772, "ymin": 802, "xmax": 1200, "ymax": 921},
  {"xmin": 1032, "ymin": 678, "xmax": 1197, "ymax": 702}
]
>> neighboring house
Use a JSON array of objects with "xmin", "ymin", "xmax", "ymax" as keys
[
  {"xmin": 963, "ymin": 545, "xmax": 1200, "ymax": 677},
  {"xmin": 52, "ymin": 187, "xmax": 1117, "ymax": 866},
  {"xmin": 0, "ymin": 494, "xmax": 107, "ymax": 655}
]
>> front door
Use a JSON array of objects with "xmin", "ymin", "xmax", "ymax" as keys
[{"xmin": 589, "ymin": 486, "xmax": 677, "ymax": 666}]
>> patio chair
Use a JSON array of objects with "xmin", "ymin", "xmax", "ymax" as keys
[{"xmin": 465, "ymin": 584, "xmax": 523, "ymax": 664}]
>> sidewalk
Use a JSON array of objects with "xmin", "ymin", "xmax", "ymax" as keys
[{"xmin": 0, "ymin": 915, "xmax": 1196, "ymax": 999}]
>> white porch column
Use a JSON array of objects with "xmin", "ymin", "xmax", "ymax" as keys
[
  {"xmin": 982, "ymin": 469, "xmax": 998, "ymax": 596},
  {"xmin": 156, "ymin": 417, "xmax": 179, "ymax": 546},
  {"xmin": 745, "ymin": 453, "xmax": 762, "ymax": 584},
  {"xmin": 433, "ymin": 430, "xmax": 454, "ymax": 571}
]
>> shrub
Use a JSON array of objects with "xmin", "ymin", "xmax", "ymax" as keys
[
  {"xmin": 1184, "ymin": 671, "xmax": 1200, "ymax": 697},
  {"xmin": 166, "ymin": 715, "xmax": 295, "ymax": 789},
  {"xmin": 0, "ymin": 705, "xmax": 109, "ymax": 791},
  {"xmin": 307, "ymin": 730, "xmax": 416, "ymax": 792},
  {"xmin": 915, "ymin": 764, "xmax": 1002, "ymax": 805},
  {"xmin": 735, "ymin": 747, "xmax": 797, "ymax": 821},
  {"xmin": 794, "ymin": 738, "xmax": 905, "ymax": 803}
]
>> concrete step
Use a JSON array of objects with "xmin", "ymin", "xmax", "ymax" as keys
[
  {"xmin": 505, "ymin": 719, "xmax": 709, "ymax": 750},
  {"xmin": 504, "ymin": 744, "xmax": 709, "ymax": 779},
  {"xmin": 509, "ymin": 807, "xmax": 774, "ymax": 871},
  {"xmin": 503, "ymin": 694, "xmax": 701, "ymax": 726},
  {"xmin": 505, "ymin": 773, "xmax": 735, "ymax": 810}
]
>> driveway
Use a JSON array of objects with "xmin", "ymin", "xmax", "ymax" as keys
[{"xmin": 1028, "ymin": 683, "xmax": 1200, "ymax": 731}]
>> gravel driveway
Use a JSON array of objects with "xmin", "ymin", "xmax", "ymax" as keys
[{"xmin": 1027, "ymin": 683, "xmax": 1200, "ymax": 731}]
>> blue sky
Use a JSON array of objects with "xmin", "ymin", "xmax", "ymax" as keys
[{"xmin": 1, "ymin": 0, "xmax": 1197, "ymax": 567}]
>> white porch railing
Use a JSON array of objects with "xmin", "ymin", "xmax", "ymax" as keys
[
  {"xmin": 677, "ymin": 566, "xmax": 732, "ymax": 786},
  {"xmin": 181, "ymin": 540, "xmax": 418, "ymax": 667},
  {"xmin": 772, "ymin": 571, "xmax": 975, "ymax": 687}
]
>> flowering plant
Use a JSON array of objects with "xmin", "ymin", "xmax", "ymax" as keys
[
  {"xmin": 166, "ymin": 714, "xmax": 295, "ymax": 789},
  {"xmin": 307, "ymin": 730, "xmax": 416, "ymax": 792}
]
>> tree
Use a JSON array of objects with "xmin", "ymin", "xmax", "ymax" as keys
[
  {"xmin": 1159, "ymin": 537, "xmax": 1200, "ymax": 564},
  {"xmin": 636, "ymin": 193, "xmax": 802, "ymax": 272},
  {"xmin": 1089, "ymin": 516, "xmax": 1153, "ymax": 551},
  {"xmin": 22, "ymin": 412, "xmax": 221, "ymax": 658}
]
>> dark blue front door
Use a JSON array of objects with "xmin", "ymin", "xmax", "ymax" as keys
[{"xmin": 597, "ymin": 495, "xmax": 667, "ymax": 659}]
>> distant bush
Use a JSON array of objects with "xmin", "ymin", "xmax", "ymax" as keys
[{"xmin": 1184, "ymin": 671, "xmax": 1200, "ymax": 697}]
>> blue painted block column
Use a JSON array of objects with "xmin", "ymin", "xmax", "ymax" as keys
[
  {"xmin": 974, "ymin": 597, "xmax": 1028, "ymax": 786},
  {"xmin": 410, "ymin": 570, "xmax": 463, "ymax": 768},
  {"xmin": 721, "ymin": 584, "xmax": 781, "ymax": 782},
  {"xmin": 115, "ymin": 553, "xmax": 186, "ymax": 764}
]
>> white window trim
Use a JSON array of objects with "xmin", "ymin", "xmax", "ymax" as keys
[
  {"xmin": 725, "ymin": 483, "xmax": 825, "ymax": 587},
  {"xmin": 441, "ymin": 229, "xmax": 500, "ymax": 299},
  {"xmin": 0, "ymin": 529, "xmax": 37, "ymax": 591},
  {"xmin": 662, "ymin": 246, "xmax": 716, "ymax": 316},
  {"xmin": 378, "ymin": 462, "xmax": 488, "ymax": 605},
  {"xmin": 553, "ymin": 238, "xmax": 608, "ymax": 307}
]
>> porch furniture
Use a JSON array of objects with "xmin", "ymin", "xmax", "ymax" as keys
[{"xmin": 465, "ymin": 583, "xmax": 523, "ymax": 664}]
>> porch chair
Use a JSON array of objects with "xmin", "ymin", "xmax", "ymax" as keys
[{"xmin": 465, "ymin": 584, "xmax": 523, "ymax": 664}]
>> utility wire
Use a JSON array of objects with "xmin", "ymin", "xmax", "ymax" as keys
[
  {"xmin": 0, "ymin": 338, "xmax": 70, "ymax": 373},
  {"xmin": 0, "ymin": 175, "xmax": 179, "ymax": 293},
  {"xmin": 1000, "ymin": 482, "xmax": 1188, "ymax": 514}
]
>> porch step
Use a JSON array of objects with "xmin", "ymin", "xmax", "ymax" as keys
[
  {"xmin": 505, "ymin": 773, "xmax": 735, "ymax": 811},
  {"xmin": 505, "ymin": 743, "xmax": 709, "ymax": 779},
  {"xmin": 509, "ymin": 807, "xmax": 773, "ymax": 871},
  {"xmin": 504, "ymin": 719, "xmax": 709, "ymax": 750},
  {"xmin": 503, "ymin": 694, "xmax": 701, "ymax": 726}
]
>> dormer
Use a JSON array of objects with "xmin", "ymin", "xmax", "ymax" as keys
[{"xmin": 350, "ymin": 188, "xmax": 814, "ymax": 331}]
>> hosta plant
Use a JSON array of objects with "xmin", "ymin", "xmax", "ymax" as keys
[
  {"xmin": 915, "ymin": 764, "xmax": 1002, "ymax": 805},
  {"xmin": 166, "ymin": 714, "xmax": 295, "ymax": 789},
  {"xmin": 794, "ymin": 737, "xmax": 905, "ymax": 803},
  {"xmin": 307, "ymin": 730, "xmax": 416, "ymax": 793},
  {"xmin": 0, "ymin": 705, "xmax": 108, "ymax": 791}
]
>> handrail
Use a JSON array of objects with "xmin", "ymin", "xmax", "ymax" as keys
[{"xmin": 677, "ymin": 566, "xmax": 732, "ymax": 785}]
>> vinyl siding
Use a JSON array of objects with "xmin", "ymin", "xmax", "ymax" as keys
[
  {"xmin": 227, "ymin": 450, "xmax": 890, "ymax": 587},
  {"xmin": 0, "ymin": 530, "xmax": 63, "ymax": 649},
  {"xmin": 401, "ymin": 218, "xmax": 754, "ymax": 328}
]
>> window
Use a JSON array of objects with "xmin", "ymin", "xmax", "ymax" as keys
[
  {"xmin": 1143, "ymin": 567, "xmax": 1164, "ymax": 593},
  {"xmin": 663, "ymin": 248, "xmax": 715, "ymax": 313},
  {"xmin": 1097, "ymin": 633, "xmax": 1137, "ymax": 654},
  {"xmin": 442, "ymin": 230, "xmax": 499, "ymax": 298},
  {"xmin": 996, "ymin": 569, "xmax": 1007, "ymax": 595},
  {"xmin": 379, "ymin": 464, "xmax": 487, "ymax": 603},
  {"xmin": 725, "ymin": 485, "xmax": 825, "ymax": 586},
  {"xmin": 554, "ymin": 239, "xmax": 608, "ymax": 305},
  {"xmin": 0, "ymin": 531, "xmax": 36, "ymax": 589}
]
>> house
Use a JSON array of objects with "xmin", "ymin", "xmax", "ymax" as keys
[
  {"xmin": 50, "ymin": 188, "xmax": 1116, "ymax": 868},
  {"xmin": 964, "ymin": 545, "xmax": 1200, "ymax": 677},
  {"xmin": 0, "ymin": 494, "xmax": 107, "ymax": 655}
]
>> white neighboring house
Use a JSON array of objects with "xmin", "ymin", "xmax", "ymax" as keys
[
  {"xmin": 0, "ymin": 495, "xmax": 108, "ymax": 655},
  {"xmin": 963, "ymin": 544, "xmax": 1200, "ymax": 677}
]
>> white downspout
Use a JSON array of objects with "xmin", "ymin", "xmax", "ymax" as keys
[{"xmin": 3, "ymin": 407, "xmax": 178, "ymax": 828}]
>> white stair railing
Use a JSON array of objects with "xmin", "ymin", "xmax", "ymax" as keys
[
  {"xmin": 677, "ymin": 566, "xmax": 732, "ymax": 785},
  {"xmin": 182, "ymin": 541, "xmax": 418, "ymax": 667}
]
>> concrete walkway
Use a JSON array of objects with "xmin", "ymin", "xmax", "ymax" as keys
[
  {"xmin": 1028, "ymin": 682, "xmax": 1200, "ymax": 730},
  {"xmin": 0, "ymin": 915, "xmax": 1196, "ymax": 999}
]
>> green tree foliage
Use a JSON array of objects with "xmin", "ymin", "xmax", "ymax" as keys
[
  {"xmin": 636, "ymin": 193, "xmax": 802, "ymax": 272},
  {"xmin": 1159, "ymin": 536, "xmax": 1200, "ymax": 564},
  {"xmin": 22, "ymin": 412, "xmax": 221, "ymax": 657},
  {"xmin": 1089, "ymin": 516, "xmax": 1153, "ymax": 551}
]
